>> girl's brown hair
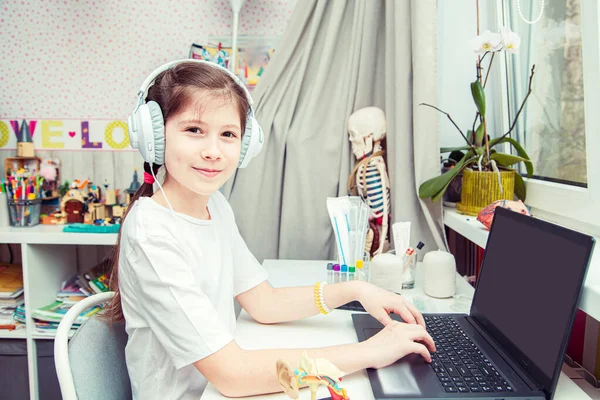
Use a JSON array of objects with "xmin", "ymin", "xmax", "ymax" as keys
[{"xmin": 104, "ymin": 61, "xmax": 250, "ymax": 321}]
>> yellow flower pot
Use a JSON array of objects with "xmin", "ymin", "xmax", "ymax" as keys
[{"xmin": 456, "ymin": 169, "xmax": 515, "ymax": 216}]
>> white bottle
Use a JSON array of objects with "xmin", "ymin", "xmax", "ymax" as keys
[{"xmin": 423, "ymin": 250, "xmax": 456, "ymax": 298}]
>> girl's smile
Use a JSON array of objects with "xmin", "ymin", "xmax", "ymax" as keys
[{"xmin": 193, "ymin": 167, "xmax": 223, "ymax": 178}]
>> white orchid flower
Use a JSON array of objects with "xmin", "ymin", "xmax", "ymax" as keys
[
  {"xmin": 501, "ymin": 26, "xmax": 521, "ymax": 53},
  {"xmin": 470, "ymin": 30, "xmax": 503, "ymax": 55}
]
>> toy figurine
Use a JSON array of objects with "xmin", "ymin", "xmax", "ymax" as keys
[
  {"xmin": 125, "ymin": 168, "xmax": 141, "ymax": 205},
  {"xmin": 477, "ymin": 199, "xmax": 531, "ymax": 230},
  {"xmin": 277, "ymin": 352, "xmax": 349, "ymax": 400},
  {"xmin": 60, "ymin": 188, "xmax": 86, "ymax": 223},
  {"xmin": 71, "ymin": 179, "xmax": 89, "ymax": 191},
  {"xmin": 17, "ymin": 119, "xmax": 35, "ymax": 157},
  {"xmin": 347, "ymin": 107, "xmax": 391, "ymax": 257},
  {"xmin": 127, "ymin": 169, "xmax": 141, "ymax": 193},
  {"xmin": 39, "ymin": 158, "xmax": 60, "ymax": 198}
]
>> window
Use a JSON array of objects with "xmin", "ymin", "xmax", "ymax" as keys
[{"xmin": 498, "ymin": 0, "xmax": 600, "ymax": 228}]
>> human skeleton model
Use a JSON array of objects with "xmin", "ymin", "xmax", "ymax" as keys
[
  {"xmin": 277, "ymin": 352, "xmax": 350, "ymax": 400},
  {"xmin": 347, "ymin": 107, "xmax": 391, "ymax": 256}
]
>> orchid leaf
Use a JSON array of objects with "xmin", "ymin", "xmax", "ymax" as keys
[
  {"xmin": 471, "ymin": 80, "xmax": 486, "ymax": 117},
  {"xmin": 474, "ymin": 123, "xmax": 485, "ymax": 147},
  {"xmin": 490, "ymin": 136, "xmax": 526, "ymax": 154},
  {"xmin": 488, "ymin": 137, "xmax": 533, "ymax": 177},
  {"xmin": 419, "ymin": 152, "xmax": 475, "ymax": 201},
  {"xmin": 514, "ymin": 172, "xmax": 527, "ymax": 201},
  {"xmin": 441, "ymin": 146, "xmax": 470, "ymax": 153},
  {"xmin": 490, "ymin": 151, "xmax": 533, "ymax": 178},
  {"xmin": 431, "ymin": 157, "xmax": 477, "ymax": 202}
]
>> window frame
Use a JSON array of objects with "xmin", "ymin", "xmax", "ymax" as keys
[{"xmin": 495, "ymin": 0, "xmax": 600, "ymax": 229}]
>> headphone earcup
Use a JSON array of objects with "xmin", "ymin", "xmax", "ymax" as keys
[
  {"xmin": 146, "ymin": 101, "xmax": 165, "ymax": 165},
  {"xmin": 134, "ymin": 101, "xmax": 165, "ymax": 165},
  {"xmin": 238, "ymin": 123, "xmax": 252, "ymax": 168},
  {"xmin": 238, "ymin": 110, "xmax": 264, "ymax": 168}
]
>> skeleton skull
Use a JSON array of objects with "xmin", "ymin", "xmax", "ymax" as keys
[{"xmin": 347, "ymin": 107, "xmax": 387, "ymax": 159}]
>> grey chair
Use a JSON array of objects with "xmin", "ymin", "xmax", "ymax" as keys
[{"xmin": 54, "ymin": 292, "xmax": 132, "ymax": 400}]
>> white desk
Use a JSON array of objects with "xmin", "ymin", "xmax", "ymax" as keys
[{"xmin": 201, "ymin": 259, "xmax": 593, "ymax": 400}]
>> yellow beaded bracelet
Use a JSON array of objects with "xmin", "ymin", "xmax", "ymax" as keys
[{"xmin": 313, "ymin": 281, "xmax": 331, "ymax": 315}]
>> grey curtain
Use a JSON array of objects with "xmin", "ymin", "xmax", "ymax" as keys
[{"xmin": 222, "ymin": 0, "xmax": 446, "ymax": 263}]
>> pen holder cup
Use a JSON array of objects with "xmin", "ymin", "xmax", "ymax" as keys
[{"xmin": 8, "ymin": 198, "xmax": 42, "ymax": 227}]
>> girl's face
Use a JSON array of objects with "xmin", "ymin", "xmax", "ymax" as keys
[{"xmin": 163, "ymin": 90, "xmax": 243, "ymax": 199}]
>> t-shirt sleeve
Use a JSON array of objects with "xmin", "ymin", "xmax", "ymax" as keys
[
  {"xmin": 231, "ymin": 225, "xmax": 269, "ymax": 296},
  {"xmin": 125, "ymin": 233, "xmax": 234, "ymax": 369}
]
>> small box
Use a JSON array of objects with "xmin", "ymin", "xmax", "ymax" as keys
[
  {"xmin": 112, "ymin": 205, "xmax": 124, "ymax": 218},
  {"xmin": 0, "ymin": 339, "xmax": 30, "ymax": 398},
  {"xmin": 105, "ymin": 190, "xmax": 116, "ymax": 205},
  {"xmin": 4, "ymin": 157, "xmax": 40, "ymax": 178},
  {"xmin": 17, "ymin": 142, "xmax": 34, "ymax": 158},
  {"xmin": 89, "ymin": 203, "xmax": 106, "ymax": 220}
]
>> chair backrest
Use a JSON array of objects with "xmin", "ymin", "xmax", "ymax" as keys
[{"xmin": 55, "ymin": 291, "xmax": 132, "ymax": 400}]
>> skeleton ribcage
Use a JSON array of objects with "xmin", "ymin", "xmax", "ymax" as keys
[{"xmin": 357, "ymin": 162, "xmax": 388, "ymax": 219}]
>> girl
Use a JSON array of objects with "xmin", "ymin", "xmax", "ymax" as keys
[{"xmin": 107, "ymin": 60, "xmax": 435, "ymax": 400}]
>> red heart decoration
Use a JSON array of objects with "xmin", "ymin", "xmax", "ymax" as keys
[{"xmin": 68, "ymin": 131, "xmax": 76, "ymax": 137}]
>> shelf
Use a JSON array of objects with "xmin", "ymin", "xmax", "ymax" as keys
[
  {"xmin": 32, "ymin": 330, "xmax": 76, "ymax": 340},
  {"xmin": 443, "ymin": 208, "xmax": 490, "ymax": 248},
  {"xmin": 0, "ymin": 224, "xmax": 117, "ymax": 245},
  {"xmin": 0, "ymin": 329, "xmax": 27, "ymax": 339},
  {"xmin": 443, "ymin": 207, "xmax": 600, "ymax": 322}
]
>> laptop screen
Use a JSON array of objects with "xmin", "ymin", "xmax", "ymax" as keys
[{"xmin": 470, "ymin": 207, "xmax": 594, "ymax": 395}]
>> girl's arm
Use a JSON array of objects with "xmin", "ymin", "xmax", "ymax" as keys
[
  {"xmin": 237, "ymin": 280, "xmax": 361, "ymax": 322},
  {"xmin": 195, "ymin": 320, "xmax": 435, "ymax": 398},
  {"xmin": 237, "ymin": 280, "xmax": 425, "ymax": 327}
]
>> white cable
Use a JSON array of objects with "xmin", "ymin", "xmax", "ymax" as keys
[
  {"xmin": 517, "ymin": 0, "xmax": 545, "ymax": 24},
  {"xmin": 150, "ymin": 166, "xmax": 176, "ymax": 217}
]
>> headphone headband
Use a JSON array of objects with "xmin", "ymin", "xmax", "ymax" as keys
[
  {"xmin": 128, "ymin": 58, "xmax": 263, "ymax": 169},
  {"xmin": 133, "ymin": 59, "xmax": 254, "ymax": 113}
]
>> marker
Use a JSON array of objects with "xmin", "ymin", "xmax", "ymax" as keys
[
  {"xmin": 333, "ymin": 264, "xmax": 341, "ymax": 283},
  {"xmin": 356, "ymin": 258, "xmax": 370, "ymax": 282},
  {"xmin": 348, "ymin": 266, "xmax": 356, "ymax": 281},
  {"xmin": 356, "ymin": 260, "xmax": 364, "ymax": 281},
  {"xmin": 340, "ymin": 265, "xmax": 348, "ymax": 282},
  {"xmin": 326, "ymin": 263, "xmax": 334, "ymax": 284}
]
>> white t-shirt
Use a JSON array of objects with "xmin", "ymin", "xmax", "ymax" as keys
[{"xmin": 118, "ymin": 191, "xmax": 268, "ymax": 400}]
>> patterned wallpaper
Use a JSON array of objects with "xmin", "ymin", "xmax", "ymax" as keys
[
  {"xmin": 0, "ymin": 0, "xmax": 296, "ymax": 120},
  {"xmin": 0, "ymin": 0, "xmax": 296, "ymax": 190}
]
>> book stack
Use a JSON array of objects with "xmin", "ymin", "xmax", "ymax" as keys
[
  {"xmin": 0, "ymin": 263, "xmax": 25, "ymax": 330},
  {"xmin": 13, "ymin": 304, "xmax": 25, "ymax": 326},
  {"xmin": 62, "ymin": 262, "xmax": 111, "ymax": 300},
  {"xmin": 31, "ymin": 259, "xmax": 111, "ymax": 334},
  {"xmin": 31, "ymin": 301, "xmax": 103, "ymax": 334}
]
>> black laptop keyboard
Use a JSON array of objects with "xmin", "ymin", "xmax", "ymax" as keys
[
  {"xmin": 426, "ymin": 315, "xmax": 514, "ymax": 394},
  {"xmin": 337, "ymin": 301, "xmax": 366, "ymax": 312}
]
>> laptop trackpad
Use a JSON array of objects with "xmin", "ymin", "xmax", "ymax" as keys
[{"xmin": 364, "ymin": 329, "xmax": 439, "ymax": 397}]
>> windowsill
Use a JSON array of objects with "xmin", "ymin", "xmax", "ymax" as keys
[{"xmin": 443, "ymin": 206, "xmax": 600, "ymax": 322}]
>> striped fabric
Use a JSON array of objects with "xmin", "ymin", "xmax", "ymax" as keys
[{"xmin": 356, "ymin": 161, "xmax": 389, "ymax": 220}]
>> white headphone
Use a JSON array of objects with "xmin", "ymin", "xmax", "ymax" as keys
[{"xmin": 127, "ymin": 59, "xmax": 264, "ymax": 169}]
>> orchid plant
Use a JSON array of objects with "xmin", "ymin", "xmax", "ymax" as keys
[{"xmin": 419, "ymin": 27, "xmax": 535, "ymax": 203}]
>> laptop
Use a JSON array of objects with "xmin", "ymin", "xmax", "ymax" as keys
[{"xmin": 352, "ymin": 206, "xmax": 595, "ymax": 400}]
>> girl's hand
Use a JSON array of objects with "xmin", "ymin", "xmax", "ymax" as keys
[
  {"xmin": 363, "ymin": 321, "xmax": 436, "ymax": 368},
  {"xmin": 357, "ymin": 283, "xmax": 426, "ymax": 328}
]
